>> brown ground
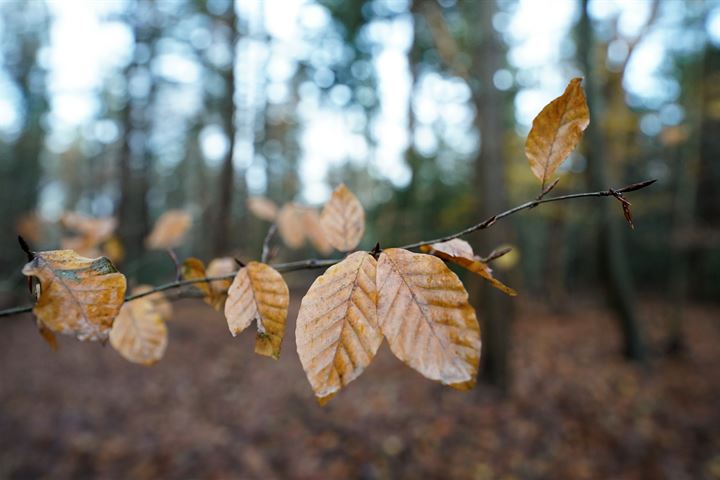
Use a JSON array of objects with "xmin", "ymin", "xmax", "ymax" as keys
[{"xmin": 0, "ymin": 296, "xmax": 718, "ymax": 480}]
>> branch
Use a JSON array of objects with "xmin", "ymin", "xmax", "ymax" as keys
[
  {"xmin": 399, "ymin": 179, "xmax": 656, "ymax": 250},
  {"xmin": 0, "ymin": 179, "xmax": 656, "ymax": 319}
]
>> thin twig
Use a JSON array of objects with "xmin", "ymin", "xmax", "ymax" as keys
[
  {"xmin": 399, "ymin": 179, "xmax": 656, "ymax": 250},
  {"xmin": 0, "ymin": 179, "xmax": 656, "ymax": 318},
  {"xmin": 261, "ymin": 224, "xmax": 278, "ymax": 264}
]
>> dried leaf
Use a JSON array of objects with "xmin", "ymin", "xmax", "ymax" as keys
[
  {"xmin": 320, "ymin": 184, "xmax": 365, "ymax": 252},
  {"xmin": 296, "ymin": 252, "xmax": 382, "ymax": 403},
  {"xmin": 377, "ymin": 248, "xmax": 481, "ymax": 388},
  {"xmin": 61, "ymin": 212, "xmax": 117, "ymax": 244},
  {"xmin": 102, "ymin": 236, "xmax": 125, "ymax": 264},
  {"xmin": 16, "ymin": 212, "xmax": 44, "ymax": 245},
  {"xmin": 277, "ymin": 203, "xmax": 306, "ymax": 249},
  {"xmin": 131, "ymin": 285, "xmax": 173, "ymax": 321},
  {"xmin": 525, "ymin": 78, "xmax": 589, "ymax": 188},
  {"xmin": 110, "ymin": 296, "xmax": 168, "ymax": 365},
  {"xmin": 60, "ymin": 236, "xmax": 102, "ymax": 258},
  {"xmin": 21, "ymin": 250, "xmax": 127, "ymax": 342},
  {"xmin": 37, "ymin": 320, "xmax": 58, "ymax": 351},
  {"xmin": 247, "ymin": 197, "xmax": 279, "ymax": 222},
  {"xmin": 145, "ymin": 210, "xmax": 192, "ymax": 250},
  {"xmin": 224, "ymin": 262, "xmax": 289, "ymax": 359},
  {"xmin": 182, "ymin": 257, "xmax": 212, "ymax": 298},
  {"xmin": 205, "ymin": 257, "xmax": 236, "ymax": 310},
  {"xmin": 302, "ymin": 208, "xmax": 334, "ymax": 256},
  {"xmin": 421, "ymin": 239, "xmax": 518, "ymax": 297}
]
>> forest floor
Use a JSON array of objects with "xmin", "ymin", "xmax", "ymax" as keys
[{"xmin": 0, "ymin": 295, "xmax": 718, "ymax": 480}]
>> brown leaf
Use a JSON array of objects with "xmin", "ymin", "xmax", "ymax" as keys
[
  {"xmin": 377, "ymin": 248, "xmax": 481, "ymax": 388},
  {"xmin": 224, "ymin": 262, "xmax": 289, "ymax": 359},
  {"xmin": 296, "ymin": 251, "xmax": 382, "ymax": 403},
  {"xmin": 182, "ymin": 257, "xmax": 212, "ymax": 298},
  {"xmin": 21, "ymin": 250, "xmax": 127, "ymax": 342},
  {"xmin": 61, "ymin": 212, "xmax": 117, "ymax": 244},
  {"xmin": 37, "ymin": 320, "xmax": 58, "ymax": 351},
  {"xmin": 525, "ymin": 78, "xmax": 590, "ymax": 188},
  {"xmin": 420, "ymin": 239, "xmax": 518, "ymax": 297},
  {"xmin": 277, "ymin": 203, "xmax": 306, "ymax": 249},
  {"xmin": 131, "ymin": 285, "xmax": 173, "ymax": 321},
  {"xmin": 110, "ymin": 296, "xmax": 168, "ymax": 365},
  {"xmin": 302, "ymin": 208, "xmax": 334, "ymax": 256},
  {"xmin": 205, "ymin": 257, "xmax": 237, "ymax": 310},
  {"xmin": 16, "ymin": 212, "xmax": 44, "ymax": 245},
  {"xmin": 247, "ymin": 197, "xmax": 279, "ymax": 222},
  {"xmin": 102, "ymin": 236, "xmax": 125, "ymax": 264},
  {"xmin": 145, "ymin": 210, "xmax": 192, "ymax": 250},
  {"xmin": 320, "ymin": 184, "xmax": 365, "ymax": 252},
  {"xmin": 60, "ymin": 236, "xmax": 102, "ymax": 259}
]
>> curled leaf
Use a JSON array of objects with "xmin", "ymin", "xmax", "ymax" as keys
[
  {"xmin": 110, "ymin": 296, "xmax": 168, "ymax": 365},
  {"xmin": 224, "ymin": 262, "xmax": 289, "ymax": 359},
  {"xmin": 296, "ymin": 251, "xmax": 382, "ymax": 403},
  {"xmin": 145, "ymin": 210, "xmax": 192, "ymax": 250},
  {"xmin": 277, "ymin": 203, "xmax": 306, "ymax": 249},
  {"xmin": 247, "ymin": 197, "xmax": 279, "ymax": 222},
  {"xmin": 61, "ymin": 212, "xmax": 117, "ymax": 244},
  {"xmin": 181, "ymin": 257, "xmax": 234, "ymax": 311},
  {"xmin": 525, "ymin": 78, "xmax": 589, "ymax": 188},
  {"xmin": 421, "ymin": 239, "xmax": 517, "ymax": 297},
  {"xmin": 320, "ymin": 184, "xmax": 365, "ymax": 252},
  {"xmin": 21, "ymin": 250, "xmax": 127, "ymax": 342},
  {"xmin": 302, "ymin": 208, "xmax": 334, "ymax": 256},
  {"xmin": 205, "ymin": 257, "xmax": 236, "ymax": 309},
  {"xmin": 377, "ymin": 248, "xmax": 481, "ymax": 389}
]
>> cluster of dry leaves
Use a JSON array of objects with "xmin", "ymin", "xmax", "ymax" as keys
[{"xmin": 18, "ymin": 78, "xmax": 590, "ymax": 404}]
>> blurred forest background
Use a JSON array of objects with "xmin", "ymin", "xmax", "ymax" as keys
[{"xmin": 1, "ymin": 0, "xmax": 720, "ymax": 479}]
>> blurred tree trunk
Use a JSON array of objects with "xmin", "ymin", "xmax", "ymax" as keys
[
  {"xmin": 578, "ymin": 0, "xmax": 645, "ymax": 360},
  {"xmin": 118, "ymin": 17, "xmax": 155, "ymax": 267},
  {"xmin": 667, "ymin": 46, "xmax": 706, "ymax": 354},
  {"xmin": 212, "ymin": 8, "xmax": 239, "ymax": 257},
  {"xmin": 469, "ymin": 0, "xmax": 515, "ymax": 389},
  {"xmin": 0, "ymin": 5, "xmax": 48, "ymax": 287}
]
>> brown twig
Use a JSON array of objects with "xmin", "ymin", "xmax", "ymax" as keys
[
  {"xmin": 261, "ymin": 224, "xmax": 278, "ymax": 264},
  {"xmin": 0, "ymin": 179, "xmax": 656, "ymax": 318}
]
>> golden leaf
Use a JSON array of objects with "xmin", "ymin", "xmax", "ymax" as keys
[
  {"xmin": 109, "ymin": 296, "xmax": 168, "ymax": 365},
  {"xmin": 320, "ymin": 184, "xmax": 365, "ymax": 252},
  {"xmin": 420, "ymin": 239, "xmax": 517, "ymax": 297},
  {"xmin": 181, "ymin": 257, "xmax": 212, "ymax": 299},
  {"xmin": 277, "ymin": 203, "xmax": 306, "ymax": 249},
  {"xmin": 61, "ymin": 212, "xmax": 117, "ymax": 244},
  {"xmin": 525, "ymin": 78, "xmax": 590, "ymax": 188},
  {"xmin": 21, "ymin": 250, "xmax": 127, "ymax": 342},
  {"xmin": 376, "ymin": 248, "xmax": 481, "ymax": 388},
  {"xmin": 37, "ymin": 320, "xmax": 58, "ymax": 351},
  {"xmin": 60, "ymin": 236, "xmax": 101, "ymax": 258},
  {"xmin": 296, "ymin": 252, "xmax": 382, "ymax": 403},
  {"xmin": 131, "ymin": 285, "xmax": 173, "ymax": 321},
  {"xmin": 247, "ymin": 197, "xmax": 278, "ymax": 222},
  {"xmin": 145, "ymin": 210, "xmax": 192, "ymax": 250},
  {"xmin": 205, "ymin": 257, "xmax": 236, "ymax": 310},
  {"xmin": 224, "ymin": 262, "xmax": 289, "ymax": 359},
  {"xmin": 102, "ymin": 236, "xmax": 125, "ymax": 264},
  {"xmin": 302, "ymin": 208, "xmax": 334, "ymax": 256},
  {"xmin": 16, "ymin": 212, "xmax": 44, "ymax": 244}
]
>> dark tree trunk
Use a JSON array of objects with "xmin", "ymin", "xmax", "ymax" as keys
[
  {"xmin": 212, "ymin": 10, "xmax": 238, "ymax": 257},
  {"xmin": 470, "ymin": 0, "xmax": 515, "ymax": 390},
  {"xmin": 578, "ymin": 0, "xmax": 645, "ymax": 360}
]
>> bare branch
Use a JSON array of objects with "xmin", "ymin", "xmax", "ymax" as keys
[{"xmin": 261, "ymin": 224, "xmax": 278, "ymax": 264}]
